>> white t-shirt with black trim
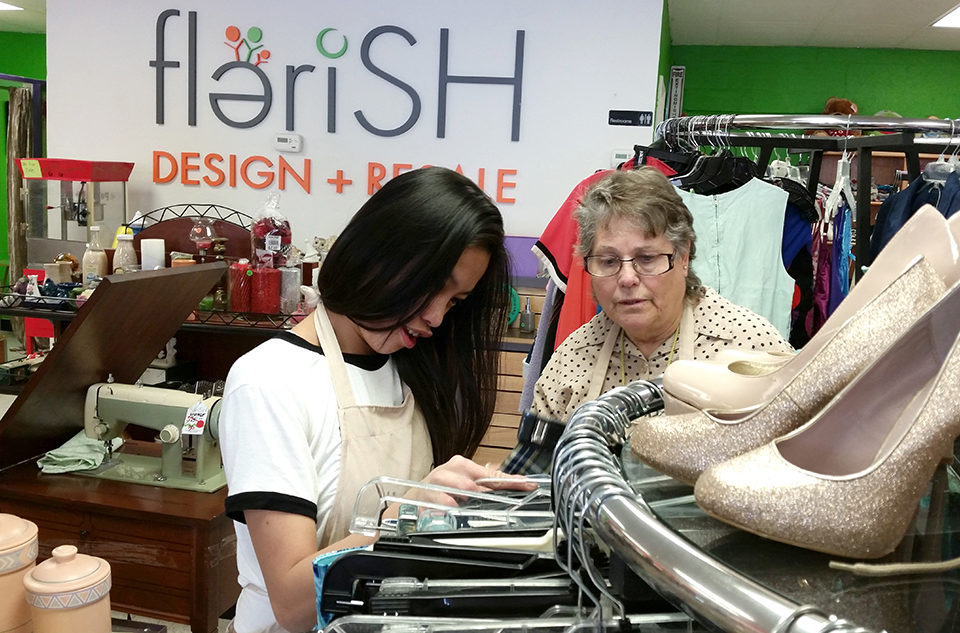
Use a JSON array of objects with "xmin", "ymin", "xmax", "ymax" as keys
[{"xmin": 220, "ymin": 332, "xmax": 403, "ymax": 633}]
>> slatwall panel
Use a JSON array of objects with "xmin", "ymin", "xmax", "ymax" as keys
[{"xmin": 471, "ymin": 285, "xmax": 546, "ymax": 466}]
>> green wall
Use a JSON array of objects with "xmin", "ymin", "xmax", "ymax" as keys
[
  {"xmin": 0, "ymin": 32, "xmax": 45, "ymax": 79},
  {"xmin": 671, "ymin": 45, "xmax": 960, "ymax": 119},
  {"xmin": 1, "ymin": 32, "xmax": 46, "ymax": 277}
]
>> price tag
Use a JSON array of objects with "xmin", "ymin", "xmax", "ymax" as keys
[
  {"xmin": 20, "ymin": 159, "xmax": 42, "ymax": 178},
  {"xmin": 182, "ymin": 400, "xmax": 208, "ymax": 436}
]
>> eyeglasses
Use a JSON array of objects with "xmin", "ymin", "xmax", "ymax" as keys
[{"xmin": 584, "ymin": 252, "xmax": 676, "ymax": 277}]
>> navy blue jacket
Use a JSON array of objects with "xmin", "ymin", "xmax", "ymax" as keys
[{"xmin": 869, "ymin": 171, "xmax": 960, "ymax": 260}]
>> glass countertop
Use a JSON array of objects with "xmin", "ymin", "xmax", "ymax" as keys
[{"xmin": 621, "ymin": 447, "xmax": 960, "ymax": 633}]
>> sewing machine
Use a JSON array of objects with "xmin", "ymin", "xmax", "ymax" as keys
[{"xmin": 82, "ymin": 381, "xmax": 225, "ymax": 492}]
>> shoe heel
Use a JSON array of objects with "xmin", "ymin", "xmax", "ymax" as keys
[{"xmin": 939, "ymin": 447, "xmax": 956, "ymax": 465}]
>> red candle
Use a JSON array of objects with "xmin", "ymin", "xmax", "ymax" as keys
[
  {"xmin": 229, "ymin": 260, "xmax": 252, "ymax": 312},
  {"xmin": 251, "ymin": 267, "xmax": 281, "ymax": 314}
]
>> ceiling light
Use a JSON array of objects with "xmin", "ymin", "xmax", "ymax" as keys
[{"xmin": 933, "ymin": 4, "xmax": 960, "ymax": 27}]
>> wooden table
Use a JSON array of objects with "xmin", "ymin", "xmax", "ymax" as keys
[{"xmin": 0, "ymin": 462, "xmax": 238, "ymax": 633}]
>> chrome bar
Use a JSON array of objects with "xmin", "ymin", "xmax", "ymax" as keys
[
  {"xmin": 657, "ymin": 113, "xmax": 958, "ymax": 136},
  {"xmin": 553, "ymin": 380, "xmax": 876, "ymax": 633}
]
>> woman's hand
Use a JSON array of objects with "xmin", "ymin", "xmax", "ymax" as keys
[{"xmin": 411, "ymin": 454, "xmax": 537, "ymax": 506}]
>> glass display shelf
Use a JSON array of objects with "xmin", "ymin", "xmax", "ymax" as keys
[{"xmin": 621, "ymin": 447, "xmax": 960, "ymax": 633}]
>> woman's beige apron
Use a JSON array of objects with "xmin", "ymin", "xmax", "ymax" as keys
[
  {"xmin": 583, "ymin": 300, "xmax": 696, "ymax": 402},
  {"xmin": 313, "ymin": 307, "xmax": 433, "ymax": 547}
]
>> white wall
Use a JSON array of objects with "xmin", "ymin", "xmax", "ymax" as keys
[{"xmin": 46, "ymin": 0, "xmax": 662, "ymax": 242}]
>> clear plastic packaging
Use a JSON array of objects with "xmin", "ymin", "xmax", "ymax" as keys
[
  {"xmin": 251, "ymin": 192, "xmax": 292, "ymax": 268},
  {"xmin": 279, "ymin": 266, "xmax": 301, "ymax": 314}
]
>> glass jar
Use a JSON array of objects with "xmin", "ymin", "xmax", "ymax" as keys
[
  {"xmin": 111, "ymin": 233, "xmax": 138, "ymax": 274},
  {"xmin": 188, "ymin": 217, "xmax": 218, "ymax": 255},
  {"xmin": 81, "ymin": 226, "xmax": 108, "ymax": 289}
]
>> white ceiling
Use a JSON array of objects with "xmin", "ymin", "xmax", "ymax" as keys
[
  {"xmin": 2, "ymin": 1, "xmax": 960, "ymax": 51},
  {"xmin": 668, "ymin": 0, "xmax": 960, "ymax": 51},
  {"xmin": 0, "ymin": 0, "xmax": 43, "ymax": 34}
]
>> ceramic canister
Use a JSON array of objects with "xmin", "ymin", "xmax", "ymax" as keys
[
  {"xmin": 0, "ymin": 513, "xmax": 39, "ymax": 633},
  {"xmin": 23, "ymin": 544, "xmax": 112, "ymax": 633}
]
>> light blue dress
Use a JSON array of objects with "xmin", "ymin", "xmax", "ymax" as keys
[{"xmin": 674, "ymin": 177, "xmax": 794, "ymax": 339}]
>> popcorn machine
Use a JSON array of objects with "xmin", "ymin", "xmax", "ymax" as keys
[{"xmin": 16, "ymin": 158, "xmax": 135, "ymax": 267}]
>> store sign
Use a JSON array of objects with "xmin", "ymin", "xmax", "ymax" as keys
[
  {"xmin": 47, "ymin": 0, "xmax": 662, "ymax": 237},
  {"xmin": 147, "ymin": 8, "xmax": 523, "ymax": 200},
  {"xmin": 608, "ymin": 110, "xmax": 654, "ymax": 127},
  {"xmin": 150, "ymin": 12, "xmax": 523, "ymax": 139}
]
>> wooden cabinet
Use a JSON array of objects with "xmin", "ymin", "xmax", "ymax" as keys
[{"xmin": 0, "ymin": 463, "xmax": 237, "ymax": 633}]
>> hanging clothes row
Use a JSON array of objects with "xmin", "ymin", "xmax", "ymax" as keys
[
  {"xmin": 657, "ymin": 113, "xmax": 960, "ymax": 270},
  {"xmin": 525, "ymin": 114, "xmax": 960, "ymax": 397},
  {"xmin": 655, "ymin": 114, "xmax": 960, "ymax": 343}
]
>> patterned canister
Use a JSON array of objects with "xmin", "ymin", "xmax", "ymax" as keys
[
  {"xmin": 23, "ymin": 544, "xmax": 111, "ymax": 633},
  {"xmin": 0, "ymin": 513, "xmax": 38, "ymax": 633}
]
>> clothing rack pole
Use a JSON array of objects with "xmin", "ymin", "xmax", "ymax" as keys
[
  {"xmin": 807, "ymin": 150, "xmax": 823, "ymax": 199},
  {"xmin": 552, "ymin": 381, "xmax": 878, "ymax": 633},
  {"xmin": 755, "ymin": 145, "xmax": 774, "ymax": 174},
  {"xmin": 906, "ymin": 151, "xmax": 923, "ymax": 181},
  {"xmin": 857, "ymin": 147, "xmax": 872, "ymax": 274},
  {"xmin": 660, "ymin": 113, "xmax": 957, "ymax": 135}
]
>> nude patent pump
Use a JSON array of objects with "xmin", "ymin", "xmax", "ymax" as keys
[
  {"xmin": 629, "ymin": 254, "xmax": 946, "ymax": 485},
  {"xmin": 693, "ymin": 277, "xmax": 960, "ymax": 559},
  {"xmin": 662, "ymin": 349, "xmax": 793, "ymax": 415},
  {"xmin": 662, "ymin": 205, "xmax": 959, "ymax": 415},
  {"xmin": 713, "ymin": 348, "xmax": 794, "ymax": 369}
]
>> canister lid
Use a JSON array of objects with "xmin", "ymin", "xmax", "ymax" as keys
[
  {"xmin": 0, "ymin": 512, "xmax": 38, "ymax": 554},
  {"xmin": 23, "ymin": 544, "xmax": 111, "ymax": 596}
]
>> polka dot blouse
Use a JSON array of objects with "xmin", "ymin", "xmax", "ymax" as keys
[{"xmin": 531, "ymin": 287, "xmax": 792, "ymax": 422}]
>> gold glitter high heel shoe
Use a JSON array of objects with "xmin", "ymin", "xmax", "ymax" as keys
[
  {"xmin": 693, "ymin": 277, "xmax": 960, "ymax": 559},
  {"xmin": 661, "ymin": 204, "xmax": 957, "ymax": 416},
  {"xmin": 629, "ymin": 254, "xmax": 946, "ymax": 485}
]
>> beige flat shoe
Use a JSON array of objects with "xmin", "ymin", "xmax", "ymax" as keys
[
  {"xmin": 662, "ymin": 205, "xmax": 957, "ymax": 415},
  {"xmin": 662, "ymin": 350, "xmax": 794, "ymax": 414},
  {"xmin": 629, "ymin": 255, "xmax": 946, "ymax": 485},
  {"xmin": 694, "ymin": 277, "xmax": 960, "ymax": 559}
]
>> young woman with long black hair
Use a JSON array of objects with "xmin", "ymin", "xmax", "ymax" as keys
[{"xmin": 219, "ymin": 166, "xmax": 532, "ymax": 633}]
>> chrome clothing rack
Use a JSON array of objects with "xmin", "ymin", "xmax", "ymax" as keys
[{"xmin": 552, "ymin": 380, "xmax": 875, "ymax": 633}]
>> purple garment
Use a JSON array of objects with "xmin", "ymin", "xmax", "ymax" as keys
[{"xmin": 807, "ymin": 220, "xmax": 831, "ymax": 337}]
